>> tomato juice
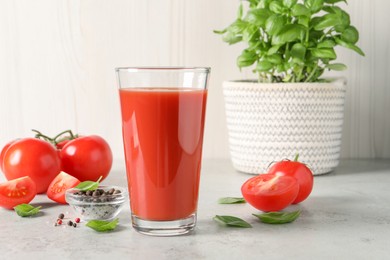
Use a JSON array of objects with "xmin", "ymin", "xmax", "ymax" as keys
[{"xmin": 119, "ymin": 88, "xmax": 207, "ymax": 221}]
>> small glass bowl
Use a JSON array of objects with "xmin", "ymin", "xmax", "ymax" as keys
[{"xmin": 65, "ymin": 185, "xmax": 128, "ymax": 221}]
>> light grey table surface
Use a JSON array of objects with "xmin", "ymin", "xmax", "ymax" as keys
[{"xmin": 0, "ymin": 158, "xmax": 389, "ymax": 260}]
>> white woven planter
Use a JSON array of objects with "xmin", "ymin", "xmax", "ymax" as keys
[{"xmin": 223, "ymin": 78, "xmax": 347, "ymax": 175}]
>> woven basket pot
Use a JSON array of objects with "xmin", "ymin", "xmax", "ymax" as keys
[{"xmin": 223, "ymin": 78, "xmax": 346, "ymax": 175}]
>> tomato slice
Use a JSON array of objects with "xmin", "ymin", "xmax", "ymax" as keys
[
  {"xmin": 268, "ymin": 160, "xmax": 313, "ymax": 204},
  {"xmin": 241, "ymin": 174, "xmax": 299, "ymax": 212},
  {"xmin": 47, "ymin": 172, "xmax": 80, "ymax": 204},
  {"xmin": 0, "ymin": 176, "xmax": 37, "ymax": 210}
]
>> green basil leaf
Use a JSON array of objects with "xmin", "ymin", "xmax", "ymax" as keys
[
  {"xmin": 341, "ymin": 26, "xmax": 359, "ymax": 44},
  {"xmin": 237, "ymin": 3, "xmax": 243, "ymax": 19},
  {"xmin": 334, "ymin": 10, "xmax": 351, "ymax": 32},
  {"xmin": 282, "ymin": 0, "xmax": 297, "ymax": 8},
  {"xmin": 237, "ymin": 50, "xmax": 257, "ymax": 68},
  {"xmin": 86, "ymin": 218, "xmax": 119, "ymax": 232},
  {"xmin": 298, "ymin": 15, "xmax": 310, "ymax": 27},
  {"xmin": 267, "ymin": 54, "xmax": 283, "ymax": 64},
  {"xmin": 291, "ymin": 43, "xmax": 306, "ymax": 60},
  {"xmin": 244, "ymin": 8, "xmax": 271, "ymax": 28},
  {"xmin": 269, "ymin": 1, "xmax": 284, "ymax": 14},
  {"xmin": 14, "ymin": 204, "xmax": 41, "ymax": 217},
  {"xmin": 265, "ymin": 14, "xmax": 286, "ymax": 36},
  {"xmin": 311, "ymin": 47, "xmax": 337, "ymax": 59},
  {"xmin": 243, "ymin": 25, "xmax": 260, "ymax": 42},
  {"xmin": 313, "ymin": 14, "xmax": 341, "ymax": 31},
  {"xmin": 218, "ymin": 197, "xmax": 246, "ymax": 204},
  {"xmin": 256, "ymin": 60, "xmax": 273, "ymax": 71},
  {"xmin": 267, "ymin": 44, "xmax": 282, "ymax": 55},
  {"xmin": 272, "ymin": 24, "xmax": 306, "ymax": 45},
  {"xmin": 222, "ymin": 33, "xmax": 242, "ymax": 45},
  {"xmin": 305, "ymin": 0, "xmax": 324, "ymax": 13},
  {"xmin": 291, "ymin": 4, "xmax": 310, "ymax": 17},
  {"xmin": 213, "ymin": 215, "xmax": 252, "ymax": 228},
  {"xmin": 75, "ymin": 176, "xmax": 103, "ymax": 191},
  {"xmin": 227, "ymin": 19, "xmax": 247, "ymax": 34},
  {"xmin": 326, "ymin": 63, "xmax": 347, "ymax": 71},
  {"xmin": 335, "ymin": 38, "xmax": 365, "ymax": 56},
  {"xmin": 317, "ymin": 39, "xmax": 336, "ymax": 48},
  {"xmin": 253, "ymin": 210, "xmax": 301, "ymax": 224}
]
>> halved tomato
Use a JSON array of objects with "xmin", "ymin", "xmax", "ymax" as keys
[
  {"xmin": 47, "ymin": 172, "xmax": 80, "ymax": 204},
  {"xmin": 241, "ymin": 174, "xmax": 299, "ymax": 212},
  {"xmin": 0, "ymin": 176, "xmax": 37, "ymax": 210}
]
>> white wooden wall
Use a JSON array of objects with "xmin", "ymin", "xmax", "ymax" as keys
[{"xmin": 0, "ymin": 0, "xmax": 389, "ymax": 161}]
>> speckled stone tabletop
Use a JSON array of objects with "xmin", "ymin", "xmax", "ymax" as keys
[{"xmin": 1, "ymin": 159, "xmax": 389, "ymax": 260}]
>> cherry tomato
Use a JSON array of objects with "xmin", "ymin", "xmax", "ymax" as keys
[
  {"xmin": 241, "ymin": 174, "xmax": 299, "ymax": 212},
  {"xmin": 0, "ymin": 140, "xmax": 17, "ymax": 172},
  {"xmin": 2, "ymin": 138, "xmax": 61, "ymax": 194},
  {"xmin": 60, "ymin": 135, "xmax": 112, "ymax": 182},
  {"xmin": 47, "ymin": 172, "xmax": 80, "ymax": 204},
  {"xmin": 0, "ymin": 176, "xmax": 37, "ymax": 209},
  {"xmin": 268, "ymin": 160, "xmax": 313, "ymax": 204}
]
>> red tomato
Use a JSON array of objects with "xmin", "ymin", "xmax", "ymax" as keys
[
  {"xmin": 241, "ymin": 174, "xmax": 299, "ymax": 212},
  {"xmin": 60, "ymin": 135, "xmax": 112, "ymax": 182},
  {"xmin": 0, "ymin": 176, "xmax": 37, "ymax": 209},
  {"xmin": 47, "ymin": 172, "xmax": 80, "ymax": 204},
  {"xmin": 56, "ymin": 140, "xmax": 71, "ymax": 150},
  {"xmin": 268, "ymin": 160, "xmax": 313, "ymax": 204},
  {"xmin": 2, "ymin": 138, "xmax": 61, "ymax": 194},
  {"xmin": 0, "ymin": 140, "xmax": 17, "ymax": 172}
]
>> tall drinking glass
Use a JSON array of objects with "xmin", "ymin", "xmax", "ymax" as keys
[{"xmin": 116, "ymin": 67, "xmax": 210, "ymax": 236}]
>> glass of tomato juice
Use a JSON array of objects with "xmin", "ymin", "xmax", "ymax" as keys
[{"xmin": 116, "ymin": 67, "xmax": 210, "ymax": 236}]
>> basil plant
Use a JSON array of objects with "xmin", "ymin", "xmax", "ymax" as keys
[{"xmin": 215, "ymin": 0, "xmax": 364, "ymax": 83}]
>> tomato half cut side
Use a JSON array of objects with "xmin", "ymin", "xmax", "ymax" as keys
[
  {"xmin": 241, "ymin": 174, "xmax": 299, "ymax": 212},
  {"xmin": 47, "ymin": 172, "xmax": 80, "ymax": 204},
  {"xmin": 0, "ymin": 176, "xmax": 37, "ymax": 210}
]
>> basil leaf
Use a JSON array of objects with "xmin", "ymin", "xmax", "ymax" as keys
[
  {"xmin": 75, "ymin": 176, "xmax": 103, "ymax": 191},
  {"xmin": 253, "ymin": 210, "xmax": 301, "ymax": 224},
  {"xmin": 218, "ymin": 197, "xmax": 246, "ymax": 204},
  {"xmin": 335, "ymin": 38, "xmax": 365, "ymax": 56},
  {"xmin": 341, "ymin": 26, "xmax": 359, "ymax": 44},
  {"xmin": 283, "ymin": 0, "xmax": 298, "ymax": 8},
  {"xmin": 305, "ymin": 0, "xmax": 324, "ymax": 13},
  {"xmin": 272, "ymin": 24, "xmax": 306, "ymax": 45},
  {"xmin": 213, "ymin": 215, "xmax": 252, "ymax": 228},
  {"xmin": 14, "ymin": 204, "xmax": 41, "ymax": 217},
  {"xmin": 311, "ymin": 48, "xmax": 337, "ymax": 59},
  {"xmin": 265, "ymin": 14, "xmax": 286, "ymax": 36},
  {"xmin": 317, "ymin": 39, "xmax": 336, "ymax": 49},
  {"xmin": 326, "ymin": 63, "xmax": 347, "ymax": 71},
  {"xmin": 237, "ymin": 49, "xmax": 257, "ymax": 68},
  {"xmin": 314, "ymin": 14, "xmax": 341, "ymax": 31},
  {"xmin": 291, "ymin": 4, "xmax": 310, "ymax": 17},
  {"xmin": 86, "ymin": 218, "xmax": 119, "ymax": 232}
]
